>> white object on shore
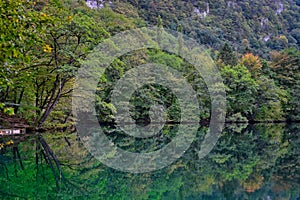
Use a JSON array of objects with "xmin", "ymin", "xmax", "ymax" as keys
[{"xmin": 0, "ymin": 129, "xmax": 26, "ymax": 136}]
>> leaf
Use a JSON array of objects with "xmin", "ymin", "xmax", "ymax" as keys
[{"xmin": 4, "ymin": 107, "xmax": 15, "ymax": 115}]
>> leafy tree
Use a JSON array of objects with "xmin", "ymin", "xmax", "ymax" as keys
[
  {"xmin": 33, "ymin": 1, "xmax": 111, "ymax": 127},
  {"xmin": 221, "ymin": 64, "xmax": 258, "ymax": 120},
  {"xmin": 254, "ymin": 76, "xmax": 287, "ymax": 121},
  {"xmin": 270, "ymin": 48, "xmax": 300, "ymax": 121},
  {"xmin": 217, "ymin": 43, "xmax": 238, "ymax": 67},
  {"xmin": 0, "ymin": 0, "xmax": 43, "ymax": 117},
  {"xmin": 239, "ymin": 53, "xmax": 262, "ymax": 77}
]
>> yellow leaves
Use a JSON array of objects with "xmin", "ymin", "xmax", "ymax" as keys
[
  {"xmin": 277, "ymin": 35, "xmax": 288, "ymax": 43},
  {"xmin": 6, "ymin": 140, "xmax": 14, "ymax": 145},
  {"xmin": 41, "ymin": 13, "xmax": 47, "ymax": 17},
  {"xmin": 279, "ymin": 35, "xmax": 286, "ymax": 40},
  {"xmin": 43, "ymin": 44, "xmax": 52, "ymax": 53},
  {"xmin": 4, "ymin": 107, "xmax": 14, "ymax": 115},
  {"xmin": 241, "ymin": 174, "xmax": 264, "ymax": 193},
  {"xmin": 0, "ymin": 140, "xmax": 14, "ymax": 150},
  {"xmin": 239, "ymin": 53, "xmax": 262, "ymax": 76},
  {"xmin": 12, "ymin": 49, "xmax": 19, "ymax": 57}
]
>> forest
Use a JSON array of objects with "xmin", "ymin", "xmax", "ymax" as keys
[
  {"xmin": 0, "ymin": 0, "xmax": 299, "ymax": 199},
  {"xmin": 0, "ymin": 0, "xmax": 299, "ymax": 129}
]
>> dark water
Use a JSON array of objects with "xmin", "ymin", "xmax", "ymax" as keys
[{"xmin": 0, "ymin": 123, "xmax": 299, "ymax": 199}]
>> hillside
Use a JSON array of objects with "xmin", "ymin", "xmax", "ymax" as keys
[{"xmin": 108, "ymin": 0, "xmax": 300, "ymax": 58}]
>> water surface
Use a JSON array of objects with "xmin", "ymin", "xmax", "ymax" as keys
[{"xmin": 0, "ymin": 124, "xmax": 299, "ymax": 199}]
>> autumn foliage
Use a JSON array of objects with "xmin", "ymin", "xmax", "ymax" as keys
[{"xmin": 239, "ymin": 53, "xmax": 262, "ymax": 76}]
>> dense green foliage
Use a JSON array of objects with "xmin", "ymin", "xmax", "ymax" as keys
[
  {"xmin": 114, "ymin": 0, "xmax": 300, "ymax": 57},
  {"xmin": 0, "ymin": 0, "xmax": 299, "ymax": 125},
  {"xmin": 0, "ymin": 0, "xmax": 137, "ymax": 126}
]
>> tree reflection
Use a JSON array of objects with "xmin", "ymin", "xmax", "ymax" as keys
[{"xmin": 0, "ymin": 124, "xmax": 299, "ymax": 199}]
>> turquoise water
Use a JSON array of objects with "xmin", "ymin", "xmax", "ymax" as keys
[{"xmin": 0, "ymin": 124, "xmax": 299, "ymax": 199}]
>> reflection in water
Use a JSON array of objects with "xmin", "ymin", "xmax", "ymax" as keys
[{"xmin": 0, "ymin": 124, "xmax": 299, "ymax": 199}]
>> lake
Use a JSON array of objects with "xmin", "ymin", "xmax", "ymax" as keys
[{"xmin": 0, "ymin": 123, "xmax": 299, "ymax": 199}]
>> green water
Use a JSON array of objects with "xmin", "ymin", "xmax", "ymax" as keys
[{"xmin": 0, "ymin": 124, "xmax": 299, "ymax": 199}]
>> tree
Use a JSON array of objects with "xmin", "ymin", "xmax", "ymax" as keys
[
  {"xmin": 0, "ymin": 0, "xmax": 44, "ymax": 117},
  {"xmin": 221, "ymin": 64, "xmax": 258, "ymax": 120},
  {"xmin": 270, "ymin": 48, "xmax": 300, "ymax": 121},
  {"xmin": 156, "ymin": 15, "xmax": 163, "ymax": 47},
  {"xmin": 31, "ymin": 0, "xmax": 113, "ymax": 127},
  {"xmin": 177, "ymin": 24, "xmax": 183, "ymax": 56},
  {"xmin": 239, "ymin": 53, "xmax": 262, "ymax": 77},
  {"xmin": 0, "ymin": 0, "xmax": 114, "ymax": 126},
  {"xmin": 242, "ymin": 39, "xmax": 251, "ymax": 54},
  {"xmin": 254, "ymin": 76, "xmax": 287, "ymax": 122},
  {"xmin": 217, "ymin": 43, "xmax": 237, "ymax": 67}
]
